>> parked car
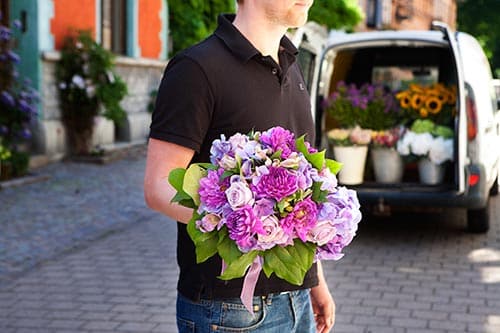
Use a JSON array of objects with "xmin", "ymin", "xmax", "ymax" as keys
[{"xmin": 311, "ymin": 22, "xmax": 500, "ymax": 233}]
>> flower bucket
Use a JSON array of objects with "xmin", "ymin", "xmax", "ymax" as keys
[
  {"xmin": 418, "ymin": 158, "xmax": 445, "ymax": 185},
  {"xmin": 371, "ymin": 148, "xmax": 404, "ymax": 183},
  {"xmin": 333, "ymin": 145, "xmax": 368, "ymax": 185}
]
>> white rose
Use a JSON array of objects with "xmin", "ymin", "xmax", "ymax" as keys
[{"xmin": 225, "ymin": 181, "xmax": 254, "ymax": 209}]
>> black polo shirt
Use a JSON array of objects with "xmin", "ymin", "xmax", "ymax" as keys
[{"xmin": 150, "ymin": 14, "xmax": 318, "ymax": 301}]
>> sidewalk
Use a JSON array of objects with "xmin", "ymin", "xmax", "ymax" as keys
[
  {"xmin": 0, "ymin": 145, "xmax": 157, "ymax": 285},
  {"xmin": 1, "ymin": 147, "xmax": 500, "ymax": 332}
]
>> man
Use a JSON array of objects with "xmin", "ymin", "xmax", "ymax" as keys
[{"xmin": 144, "ymin": 1, "xmax": 335, "ymax": 332}]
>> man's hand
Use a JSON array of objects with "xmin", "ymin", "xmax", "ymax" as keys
[{"xmin": 310, "ymin": 261, "xmax": 335, "ymax": 333}]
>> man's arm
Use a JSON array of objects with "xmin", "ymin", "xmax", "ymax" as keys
[
  {"xmin": 143, "ymin": 138, "xmax": 195, "ymax": 223},
  {"xmin": 310, "ymin": 260, "xmax": 336, "ymax": 333}
]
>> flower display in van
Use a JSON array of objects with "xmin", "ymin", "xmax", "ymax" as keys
[
  {"xmin": 371, "ymin": 126, "xmax": 403, "ymax": 149},
  {"xmin": 395, "ymin": 83, "xmax": 456, "ymax": 125},
  {"xmin": 397, "ymin": 119, "xmax": 454, "ymax": 165},
  {"xmin": 327, "ymin": 126, "xmax": 372, "ymax": 147},
  {"xmin": 168, "ymin": 126, "xmax": 362, "ymax": 313},
  {"xmin": 324, "ymin": 81, "xmax": 401, "ymax": 131}
]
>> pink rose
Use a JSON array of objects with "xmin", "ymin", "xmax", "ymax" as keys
[{"xmin": 306, "ymin": 220, "xmax": 337, "ymax": 246}]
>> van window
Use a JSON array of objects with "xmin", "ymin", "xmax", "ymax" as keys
[
  {"xmin": 298, "ymin": 47, "xmax": 316, "ymax": 93},
  {"xmin": 372, "ymin": 66, "xmax": 439, "ymax": 91}
]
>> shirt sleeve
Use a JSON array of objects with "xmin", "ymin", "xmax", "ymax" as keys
[{"xmin": 149, "ymin": 55, "xmax": 215, "ymax": 153}]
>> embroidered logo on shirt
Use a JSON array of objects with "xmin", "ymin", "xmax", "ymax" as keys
[{"xmin": 299, "ymin": 83, "xmax": 305, "ymax": 91}]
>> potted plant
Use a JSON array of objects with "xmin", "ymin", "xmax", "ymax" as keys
[
  {"xmin": 0, "ymin": 19, "xmax": 39, "ymax": 179},
  {"xmin": 395, "ymin": 82, "xmax": 456, "ymax": 126},
  {"xmin": 397, "ymin": 119, "xmax": 454, "ymax": 185},
  {"xmin": 370, "ymin": 127, "xmax": 404, "ymax": 183},
  {"xmin": 327, "ymin": 126, "xmax": 372, "ymax": 185},
  {"xmin": 55, "ymin": 30, "xmax": 128, "ymax": 156}
]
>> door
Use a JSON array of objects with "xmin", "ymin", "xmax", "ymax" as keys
[{"xmin": 431, "ymin": 21, "xmax": 467, "ymax": 194}]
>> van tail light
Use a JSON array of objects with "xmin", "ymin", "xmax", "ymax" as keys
[
  {"xmin": 466, "ymin": 95, "xmax": 478, "ymax": 140},
  {"xmin": 469, "ymin": 173, "xmax": 480, "ymax": 187}
]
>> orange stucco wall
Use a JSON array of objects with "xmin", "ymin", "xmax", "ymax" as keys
[
  {"xmin": 51, "ymin": 0, "xmax": 96, "ymax": 50},
  {"xmin": 138, "ymin": 0, "xmax": 162, "ymax": 58}
]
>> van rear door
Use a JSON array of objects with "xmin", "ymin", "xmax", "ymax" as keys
[{"xmin": 431, "ymin": 21, "xmax": 467, "ymax": 194}]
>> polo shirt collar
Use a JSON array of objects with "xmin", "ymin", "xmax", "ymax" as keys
[{"xmin": 215, "ymin": 14, "xmax": 299, "ymax": 63}]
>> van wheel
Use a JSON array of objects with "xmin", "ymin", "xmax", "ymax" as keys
[{"xmin": 467, "ymin": 200, "xmax": 490, "ymax": 233}]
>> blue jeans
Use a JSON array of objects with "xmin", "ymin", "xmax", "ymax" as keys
[{"xmin": 176, "ymin": 289, "xmax": 315, "ymax": 332}]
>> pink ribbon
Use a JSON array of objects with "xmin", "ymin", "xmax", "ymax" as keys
[{"xmin": 240, "ymin": 256, "xmax": 263, "ymax": 315}]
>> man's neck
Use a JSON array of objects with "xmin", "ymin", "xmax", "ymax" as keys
[{"xmin": 232, "ymin": 9, "xmax": 287, "ymax": 64}]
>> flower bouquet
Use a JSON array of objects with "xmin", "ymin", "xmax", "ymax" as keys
[
  {"xmin": 397, "ymin": 120, "xmax": 454, "ymax": 184},
  {"xmin": 370, "ymin": 127, "xmax": 405, "ymax": 183},
  {"xmin": 327, "ymin": 126, "xmax": 372, "ymax": 185},
  {"xmin": 395, "ymin": 83, "xmax": 456, "ymax": 126},
  {"xmin": 323, "ymin": 81, "xmax": 401, "ymax": 130},
  {"xmin": 169, "ymin": 127, "xmax": 362, "ymax": 312}
]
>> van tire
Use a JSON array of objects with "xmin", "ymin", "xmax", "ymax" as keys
[{"xmin": 467, "ymin": 200, "xmax": 490, "ymax": 233}]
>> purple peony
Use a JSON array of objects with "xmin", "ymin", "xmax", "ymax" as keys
[
  {"xmin": 260, "ymin": 127, "xmax": 296, "ymax": 158},
  {"xmin": 253, "ymin": 166, "xmax": 299, "ymax": 201},
  {"xmin": 225, "ymin": 205, "xmax": 265, "ymax": 252},
  {"xmin": 281, "ymin": 198, "xmax": 318, "ymax": 242},
  {"xmin": 198, "ymin": 168, "xmax": 230, "ymax": 214}
]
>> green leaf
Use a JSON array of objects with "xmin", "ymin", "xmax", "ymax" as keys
[
  {"xmin": 311, "ymin": 182, "xmax": 329, "ymax": 203},
  {"xmin": 262, "ymin": 246, "xmax": 306, "ymax": 286},
  {"xmin": 182, "ymin": 164, "xmax": 207, "ymax": 206},
  {"xmin": 168, "ymin": 168, "xmax": 187, "ymax": 192},
  {"xmin": 296, "ymin": 135, "xmax": 326, "ymax": 170},
  {"xmin": 288, "ymin": 240, "xmax": 316, "ymax": 272},
  {"xmin": 186, "ymin": 213, "xmax": 218, "ymax": 263},
  {"xmin": 217, "ymin": 229, "xmax": 243, "ymax": 265},
  {"xmin": 219, "ymin": 251, "xmax": 259, "ymax": 280},
  {"xmin": 326, "ymin": 158, "xmax": 343, "ymax": 175}
]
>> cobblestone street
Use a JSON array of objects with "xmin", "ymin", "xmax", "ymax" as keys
[{"xmin": 0, "ymin": 149, "xmax": 499, "ymax": 332}]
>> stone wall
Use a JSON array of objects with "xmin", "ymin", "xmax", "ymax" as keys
[{"xmin": 34, "ymin": 52, "xmax": 166, "ymax": 161}]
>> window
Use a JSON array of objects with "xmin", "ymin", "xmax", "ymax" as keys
[
  {"xmin": 298, "ymin": 47, "xmax": 316, "ymax": 93},
  {"xmin": 366, "ymin": 0, "xmax": 381, "ymax": 28},
  {"xmin": 0, "ymin": 0, "xmax": 9, "ymax": 26},
  {"xmin": 101, "ymin": 0, "xmax": 127, "ymax": 55}
]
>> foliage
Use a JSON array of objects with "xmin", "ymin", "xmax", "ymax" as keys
[
  {"xmin": 458, "ymin": 0, "xmax": 500, "ymax": 78},
  {"xmin": 324, "ymin": 81, "xmax": 402, "ymax": 130},
  {"xmin": 0, "ymin": 19, "xmax": 39, "ymax": 151},
  {"xmin": 56, "ymin": 30, "xmax": 127, "ymax": 155},
  {"xmin": 0, "ymin": 17, "xmax": 39, "ymax": 179},
  {"xmin": 169, "ymin": 0, "xmax": 235, "ymax": 55},
  {"xmin": 309, "ymin": 0, "xmax": 364, "ymax": 31},
  {"xmin": 395, "ymin": 83, "xmax": 456, "ymax": 126}
]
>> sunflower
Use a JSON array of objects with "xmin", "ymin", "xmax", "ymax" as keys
[
  {"xmin": 419, "ymin": 108, "xmax": 429, "ymax": 118},
  {"xmin": 411, "ymin": 94, "xmax": 424, "ymax": 109},
  {"xmin": 396, "ymin": 91, "xmax": 411, "ymax": 108},
  {"xmin": 425, "ymin": 96, "xmax": 443, "ymax": 114},
  {"xmin": 409, "ymin": 83, "xmax": 424, "ymax": 93}
]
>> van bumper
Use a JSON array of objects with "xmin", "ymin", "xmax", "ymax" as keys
[{"xmin": 353, "ymin": 164, "xmax": 489, "ymax": 210}]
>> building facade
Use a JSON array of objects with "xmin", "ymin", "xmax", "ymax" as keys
[
  {"xmin": 1, "ymin": 0, "xmax": 168, "ymax": 162},
  {"xmin": 357, "ymin": 0, "xmax": 456, "ymax": 31}
]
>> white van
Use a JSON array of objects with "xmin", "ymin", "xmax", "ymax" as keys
[{"xmin": 310, "ymin": 22, "xmax": 500, "ymax": 232}]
